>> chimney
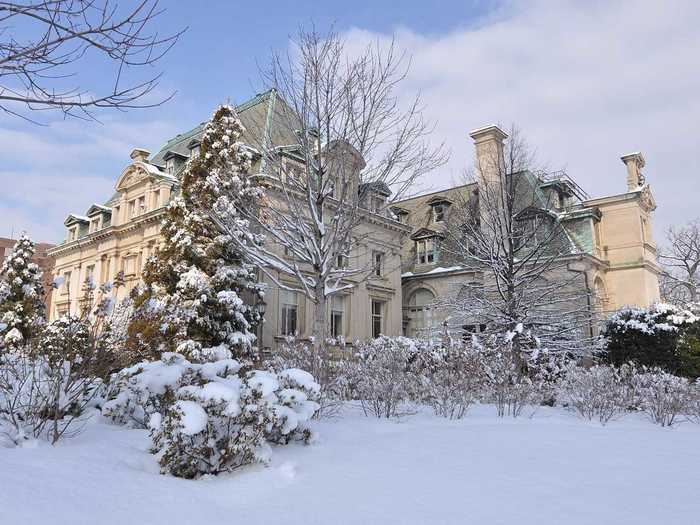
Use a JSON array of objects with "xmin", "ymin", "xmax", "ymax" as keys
[
  {"xmin": 469, "ymin": 125, "xmax": 508, "ymax": 186},
  {"xmin": 130, "ymin": 148, "xmax": 151, "ymax": 163},
  {"xmin": 621, "ymin": 152, "xmax": 645, "ymax": 191}
]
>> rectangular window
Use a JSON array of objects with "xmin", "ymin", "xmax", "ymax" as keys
[
  {"xmin": 280, "ymin": 289, "xmax": 298, "ymax": 336},
  {"xmin": 433, "ymin": 204, "xmax": 445, "ymax": 222},
  {"xmin": 153, "ymin": 190, "xmax": 161, "ymax": 209},
  {"xmin": 416, "ymin": 239, "xmax": 437, "ymax": 264},
  {"xmin": 128, "ymin": 200, "xmax": 136, "ymax": 218},
  {"xmin": 373, "ymin": 251, "xmax": 384, "ymax": 277},
  {"xmin": 330, "ymin": 295, "xmax": 344, "ymax": 339},
  {"xmin": 138, "ymin": 196, "xmax": 146, "ymax": 215},
  {"xmin": 371, "ymin": 299, "xmax": 384, "ymax": 338},
  {"xmin": 123, "ymin": 256, "xmax": 136, "ymax": 276},
  {"xmin": 85, "ymin": 265, "xmax": 95, "ymax": 286},
  {"xmin": 63, "ymin": 271, "xmax": 72, "ymax": 295}
]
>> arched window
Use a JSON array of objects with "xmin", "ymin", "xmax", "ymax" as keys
[{"xmin": 407, "ymin": 288, "xmax": 436, "ymax": 337}]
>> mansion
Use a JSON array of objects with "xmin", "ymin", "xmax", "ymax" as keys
[{"xmin": 46, "ymin": 92, "xmax": 661, "ymax": 347}]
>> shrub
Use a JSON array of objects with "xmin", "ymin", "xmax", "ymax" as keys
[
  {"xmin": 268, "ymin": 338, "xmax": 346, "ymax": 418},
  {"xmin": 104, "ymin": 351, "xmax": 319, "ymax": 478},
  {"xmin": 557, "ymin": 364, "xmax": 634, "ymax": 425},
  {"xmin": 631, "ymin": 367, "xmax": 693, "ymax": 427},
  {"xmin": 602, "ymin": 303, "xmax": 699, "ymax": 376},
  {"xmin": 345, "ymin": 336, "xmax": 422, "ymax": 418},
  {"xmin": 415, "ymin": 343, "xmax": 484, "ymax": 419}
]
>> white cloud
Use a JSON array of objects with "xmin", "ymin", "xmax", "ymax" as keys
[
  {"xmin": 342, "ymin": 0, "xmax": 700, "ymax": 238},
  {"xmin": 0, "ymin": 116, "xmax": 177, "ymax": 243}
]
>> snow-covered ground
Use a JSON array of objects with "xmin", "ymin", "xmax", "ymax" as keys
[{"xmin": 2, "ymin": 404, "xmax": 699, "ymax": 525}]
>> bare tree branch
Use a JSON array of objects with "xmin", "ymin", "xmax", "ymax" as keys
[{"xmin": 0, "ymin": 0, "xmax": 185, "ymax": 122}]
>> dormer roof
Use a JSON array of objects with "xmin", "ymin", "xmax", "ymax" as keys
[
  {"xmin": 86, "ymin": 204, "xmax": 112, "ymax": 217},
  {"xmin": 64, "ymin": 214, "xmax": 89, "ymax": 227},
  {"xmin": 162, "ymin": 150, "xmax": 189, "ymax": 161},
  {"xmin": 426, "ymin": 195, "xmax": 453, "ymax": 206},
  {"xmin": 410, "ymin": 227, "xmax": 444, "ymax": 241}
]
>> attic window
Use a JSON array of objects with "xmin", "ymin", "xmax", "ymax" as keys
[
  {"xmin": 416, "ymin": 238, "xmax": 438, "ymax": 264},
  {"xmin": 370, "ymin": 196, "xmax": 385, "ymax": 214},
  {"xmin": 68, "ymin": 227, "xmax": 77, "ymax": 242},
  {"xmin": 89, "ymin": 217, "xmax": 101, "ymax": 233},
  {"xmin": 429, "ymin": 200, "xmax": 450, "ymax": 223},
  {"xmin": 189, "ymin": 144, "xmax": 200, "ymax": 158},
  {"xmin": 165, "ymin": 158, "xmax": 175, "ymax": 175}
]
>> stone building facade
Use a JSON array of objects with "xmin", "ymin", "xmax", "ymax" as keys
[
  {"xmin": 46, "ymin": 91, "xmax": 409, "ymax": 350},
  {"xmin": 395, "ymin": 126, "xmax": 661, "ymax": 338}
]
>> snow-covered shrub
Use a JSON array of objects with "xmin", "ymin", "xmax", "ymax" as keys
[
  {"xmin": 477, "ymin": 337, "xmax": 565, "ymax": 418},
  {"xmin": 269, "ymin": 338, "xmax": 346, "ymax": 418},
  {"xmin": 415, "ymin": 342, "xmax": 485, "ymax": 419},
  {"xmin": 631, "ymin": 367, "xmax": 693, "ymax": 427},
  {"xmin": 602, "ymin": 303, "xmax": 699, "ymax": 376},
  {"xmin": 557, "ymin": 364, "xmax": 634, "ymax": 425},
  {"xmin": 344, "ymin": 336, "xmax": 422, "ymax": 418},
  {"xmin": 0, "ymin": 316, "xmax": 102, "ymax": 445},
  {"xmin": 104, "ymin": 350, "xmax": 319, "ymax": 478}
]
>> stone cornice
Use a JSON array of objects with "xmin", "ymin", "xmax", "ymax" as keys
[{"xmin": 48, "ymin": 208, "xmax": 166, "ymax": 258}]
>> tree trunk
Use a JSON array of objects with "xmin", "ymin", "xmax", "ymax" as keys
[{"xmin": 312, "ymin": 284, "xmax": 327, "ymax": 352}]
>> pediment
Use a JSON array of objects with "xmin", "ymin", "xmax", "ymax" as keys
[
  {"xmin": 115, "ymin": 164, "xmax": 152, "ymax": 192},
  {"xmin": 410, "ymin": 227, "xmax": 443, "ymax": 241}
]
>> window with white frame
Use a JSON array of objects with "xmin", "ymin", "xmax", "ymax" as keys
[
  {"xmin": 371, "ymin": 299, "xmax": 384, "ymax": 338},
  {"xmin": 407, "ymin": 288, "xmax": 435, "ymax": 337},
  {"xmin": 416, "ymin": 238, "xmax": 438, "ymax": 264},
  {"xmin": 330, "ymin": 295, "xmax": 345, "ymax": 339},
  {"xmin": 280, "ymin": 289, "xmax": 298, "ymax": 336},
  {"xmin": 68, "ymin": 227, "xmax": 77, "ymax": 242}
]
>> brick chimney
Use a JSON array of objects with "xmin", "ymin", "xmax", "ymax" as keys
[
  {"xmin": 469, "ymin": 125, "xmax": 508, "ymax": 187},
  {"xmin": 621, "ymin": 152, "xmax": 645, "ymax": 191},
  {"xmin": 130, "ymin": 148, "xmax": 151, "ymax": 163}
]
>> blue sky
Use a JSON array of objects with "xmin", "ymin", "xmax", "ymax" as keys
[{"xmin": 2, "ymin": 0, "xmax": 699, "ymax": 244}]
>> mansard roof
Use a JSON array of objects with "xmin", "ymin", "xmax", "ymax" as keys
[{"xmin": 150, "ymin": 89, "xmax": 300, "ymax": 168}]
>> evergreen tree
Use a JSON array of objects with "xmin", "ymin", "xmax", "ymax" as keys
[
  {"xmin": 0, "ymin": 235, "xmax": 46, "ymax": 351},
  {"xmin": 134, "ymin": 105, "xmax": 266, "ymax": 362}
]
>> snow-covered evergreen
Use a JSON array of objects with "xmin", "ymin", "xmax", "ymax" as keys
[
  {"xmin": 136, "ymin": 105, "xmax": 266, "ymax": 363},
  {"xmin": 0, "ymin": 235, "xmax": 46, "ymax": 352}
]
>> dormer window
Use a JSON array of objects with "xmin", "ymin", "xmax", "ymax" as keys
[
  {"xmin": 189, "ymin": 144, "xmax": 200, "ymax": 158},
  {"xmin": 165, "ymin": 158, "xmax": 175, "ymax": 175},
  {"xmin": 433, "ymin": 203, "xmax": 446, "ymax": 223},
  {"xmin": 370, "ymin": 196, "xmax": 385, "ymax": 214},
  {"xmin": 68, "ymin": 227, "xmax": 77, "ymax": 242},
  {"xmin": 416, "ymin": 238, "xmax": 438, "ymax": 264},
  {"xmin": 89, "ymin": 218, "xmax": 101, "ymax": 233}
]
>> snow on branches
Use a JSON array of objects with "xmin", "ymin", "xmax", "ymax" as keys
[
  {"xmin": 135, "ymin": 105, "xmax": 266, "ymax": 363},
  {"xmin": 0, "ymin": 235, "xmax": 46, "ymax": 351},
  {"xmin": 103, "ymin": 350, "xmax": 319, "ymax": 478}
]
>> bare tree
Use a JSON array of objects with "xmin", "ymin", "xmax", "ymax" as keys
[
  {"xmin": 441, "ymin": 126, "xmax": 597, "ymax": 356},
  {"xmin": 0, "ymin": 0, "xmax": 184, "ymax": 122},
  {"xmin": 218, "ymin": 28, "xmax": 446, "ymax": 349},
  {"xmin": 659, "ymin": 219, "xmax": 700, "ymax": 305}
]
